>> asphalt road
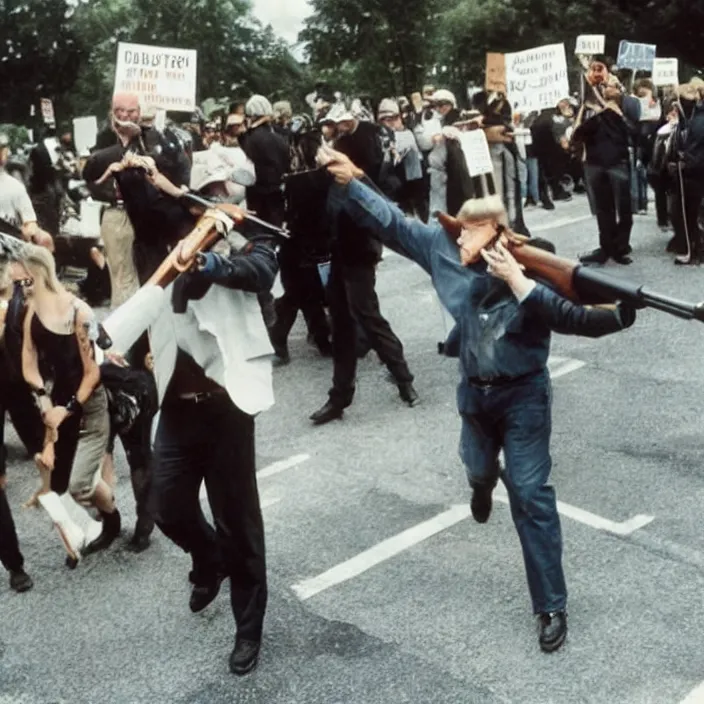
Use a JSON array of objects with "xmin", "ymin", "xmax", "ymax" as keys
[{"xmin": 2, "ymin": 193, "xmax": 704, "ymax": 704}]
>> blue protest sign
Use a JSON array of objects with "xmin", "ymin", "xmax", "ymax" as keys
[{"xmin": 617, "ymin": 41, "xmax": 657, "ymax": 71}]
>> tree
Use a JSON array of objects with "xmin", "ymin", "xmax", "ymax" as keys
[
  {"xmin": 0, "ymin": 0, "xmax": 85, "ymax": 124},
  {"xmin": 300, "ymin": 0, "xmax": 441, "ymax": 99}
]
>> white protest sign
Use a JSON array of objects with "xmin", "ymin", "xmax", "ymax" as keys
[
  {"xmin": 40, "ymin": 98, "xmax": 55, "ymax": 125},
  {"xmin": 459, "ymin": 129, "xmax": 494, "ymax": 178},
  {"xmin": 114, "ymin": 42, "xmax": 197, "ymax": 112},
  {"xmin": 616, "ymin": 41, "xmax": 656, "ymax": 71},
  {"xmin": 575, "ymin": 35, "xmax": 605, "ymax": 56},
  {"xmin": 505, "ymin": 43, "xmax": 570, "ymax": 114},
  {"xmin": 73, "ymin": 116, "xmax": 98, "ymax": 156},
  {"xmin": 652, "ymin": 58, "xmax": 679, "ymax": 86}
]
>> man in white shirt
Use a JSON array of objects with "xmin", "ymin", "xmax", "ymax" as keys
[{"xmin": 0, "ymin": 134, "xmax": 53, "ymax": 250}]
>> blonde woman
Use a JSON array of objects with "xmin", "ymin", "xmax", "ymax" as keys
[{"xmin": 19, "ymin": 243, "xmax": 120, "ymax": 560}]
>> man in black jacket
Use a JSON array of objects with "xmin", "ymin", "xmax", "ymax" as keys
[
  {"xmin": 309, "ymin": 106, "xmax": 418, "ymax": 425},
  {"xmin": 572, "ymin": 58, "xmax": 639, "ymax": 265}
]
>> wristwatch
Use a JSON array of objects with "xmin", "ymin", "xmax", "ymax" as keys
[
  {"xmin": 66, "ymin": 396, "xmax": 83, "ymax": 415},
  {"xmin": 33, "ymin": 387, "xmax": 47, "ymax": 397}
]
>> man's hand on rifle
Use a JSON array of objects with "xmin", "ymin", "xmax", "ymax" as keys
[{"xmin": 316, "ymin": 145, "xmax": 364, "ymax": 185}]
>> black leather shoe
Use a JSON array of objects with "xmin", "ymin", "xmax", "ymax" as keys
[
  {"xmin": 470, "ymin": 485, "xmax": 493, "ymax": 523},
  {"xmin": 125, "ymin": 532, "xmax": 151, "ymax": 554},
  {"xmin": 398, "ymin": 382, "xmax": 420, "ymax": 407},
  {"xmin": 83, "ymin": 509, "xmax": 121, "ymax": 555},
  {"xmin": 538, "ymin": 610, "xmax": 567, "ymax": 653},
  {"xmin": 9, "ymin": 569, "xmax": 33, "ymax": 593},
  {"xmin": 579, "ymin": 248, "xmax": 609, "ymax": 265},
  {"xmin": 229, "ymin": 637, "xmax": 261, "ymax": 676},
  {"xmin": 309, "ymin": 401, "xmax": 344, "ymax": 425},
  {"xmin": 613, "ymin": 254, "xmax": 632, "ymax": 265},
  {"xmin": 189, "ymin": 574, "xmax": 225, "ymax": 613}
]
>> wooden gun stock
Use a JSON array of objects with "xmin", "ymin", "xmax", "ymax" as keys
[{"xmin": 146, "ymin": 213, "xmax": 223, "ymax": 289}]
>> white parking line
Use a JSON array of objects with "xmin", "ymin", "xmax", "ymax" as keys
[
  {"xmin": 198, "ymin": 453, "xmax": 310, "ymax": 500},
  {"xmin": 548, "ymin": 357, "xmax": 586, "ymax": 379},
  {"xmin": 291, "ymin": 504, "xmax": 472, "ymax": 601},
  {"xmin": 494, "ymin": 486, "xmax": 654, "ymax": 536},
  {"xmin": 257, "ymin": 453, "xmax": 311, "ymax": 479},
  {"xmin": 530, "ymin": 214, "xmax": 593, "ymax": 233},
  {"xmin": 678, "ymin": 681, "xmax": 704, "ymax": 703}
]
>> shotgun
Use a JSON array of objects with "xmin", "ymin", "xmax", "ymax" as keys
[{"xmin": 436, "ymin": 211, "xmax": 704, "ymax": 323}]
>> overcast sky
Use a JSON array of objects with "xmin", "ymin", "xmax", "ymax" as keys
[{"xmin": 250, "ymin": 0, "xmax": 312, "ymax": 47}]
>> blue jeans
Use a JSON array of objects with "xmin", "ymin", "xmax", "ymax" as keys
[
  {"xmin": 457, "ymin": 369, "xmax": 566, "ymax": 614},
  {"xmin": 526, "ymin": 157, "xmax": 540, "ymax": 201}
]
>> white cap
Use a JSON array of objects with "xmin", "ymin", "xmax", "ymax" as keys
[
  {"xmin": 245, "ymin": 94, "xmax": 274, "ymax": 118},
  {"xmin": 378, "ymin": 98, "xmax": 400, "ymax": 118},
  {"xmin": 322, "ymin": 102, "xmax": 355, "ymax": 123},
  {"xmin": 432, "ymin": 89, "xmax": 457, "ymax": 107}
]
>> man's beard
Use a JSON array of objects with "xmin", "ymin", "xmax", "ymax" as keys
[{"xmin": 112, "ymin": 117, "xmax": 142, "ymax": 139}]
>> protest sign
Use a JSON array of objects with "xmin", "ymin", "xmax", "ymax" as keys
[
  {"xmin": 114, "ymin": 42, "xmax": 197, "ymax": 112},
  {"xmin": 72, "ymin": 116, "xmax": 98, "ymax": 156},
  {"xmin": 485, "ymin": 53, "xmax": 506, "ymax": 93},
  {"xmin": 40, "ymin": 98, "xmax": 55, "ymax": 125},
  {"xmin": 504, "ymin": 43, "xmax": 570, "ymax": 113},
  {"xmin": 651, "ymin": 58, "xmax": 679, "ymax": 86},
  {"xmin": 616, "ymin": 41, "xmax": 656, "ymax": 71},
  {"xmin": 575, "ymin": 35, "xmax": 605, "ymax": 56},
  {"xmin": 459, "ymin": 130, "xmax": 494, "ymax": 178}
]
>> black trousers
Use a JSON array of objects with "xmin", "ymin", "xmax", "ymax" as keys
[
  {"xmin": 107, "ymin": 412, "xmax": 155, "ymax": 536},
  {"xmin": 0, "ymin": 376, "xmax": 44, "ymax": 470},
  {"xmin": 271, "ymin": 241, "xmax": 330, "ymax": 348},
  {"xmin": 671, "ymin": 172, "xmax": 704, "ymax": 258},
  {"xmin": 152, "ymin": 393, "xmax": 267, "ymax": 640},
  {"xmin": 327, "ymin": 258, "xmax": 413, "ymax": 407},
  {"xmin": 648, "ymin": 173, "xmax": 671, "ymax": 228},
  {"xmin": 584, "ymin": 161, "xmax": 633, "ymax": 257},
  {"xmin": 0, "ymin": 487, "xmax": 23, "ymax": 573}
]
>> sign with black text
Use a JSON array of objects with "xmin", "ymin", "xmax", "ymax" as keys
[
  {"xmin": 505, "ymin": 43, "xmax": 570, "ymax": 113},
  {"xmin": 114, "ymin": 42, "xmax": 197, "ymax": 112},
  {"xmin": 651, "ymin": 58, "xmax": 679, "ymax": 86},
  {"xmin": 575, "ymin": 35, "xmax": 605, "ymax": 56}
]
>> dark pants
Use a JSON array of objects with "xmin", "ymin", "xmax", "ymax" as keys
[
  {"xmin": 107, "ymin": 412, "xmax": 155, "ymax": 537},
  {"xmin": 327, "ymin": 258, "xmax": 413, "ymax": 407},
  {"xmin": 457, "ymin": 369, "xmax": 565, "ymax": 614},
  {"xmin": 153, "ymin": 393, "xmax": 267, "ymax": 640},
  {"xmin": 246, "ymin": 191, "xmax": 285, "ymax": 331},
  {"xmin": 271, "ymin": 241, "xmax": 330, "ymax": 349},
  {"xmin": 584, "ymin": 161, "xmax": 633, "ymax": 257},
  {"xmin": 0, "ymin": 376, "xmax": 43, "ymax": 467},
  {"xmin": 671, "ymin": 170, "xmax": 704, "ymax": 259},
  {"xmin": 0, "ymin": 488, "xmax": 23, "ymax": 573},
  {"xmin": 648, "ymin": 173, "xmax": 670, "ymax": 228}
]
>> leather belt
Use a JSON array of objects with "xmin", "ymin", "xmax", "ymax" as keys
[
  {"xmin": 467, "ymin": 370, "xmax": 538, "ymax": 388},
  {"xmin": 177, "ymin": 389, "xmax": 228, "ymax": 404}
]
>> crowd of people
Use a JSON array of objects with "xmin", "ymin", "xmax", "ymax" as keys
[{"xmin": 1, "ymin": 49, "xmax": 703, "ymax": 675}]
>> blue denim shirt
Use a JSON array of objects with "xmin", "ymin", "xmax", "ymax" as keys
[{"xmin": 334, "ymin": 179, "xmax": 627, "ymax": 381}]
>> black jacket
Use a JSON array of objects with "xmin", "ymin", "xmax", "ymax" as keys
[{"xmin": 240, "ymin": 124, "xmax": 290, "ymax": 196}]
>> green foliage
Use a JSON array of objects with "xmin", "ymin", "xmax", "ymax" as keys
[
  {"xmin": 0, "ymin": 123, "xmax": 30, "ymax": 151},
  {"xmin": 300, "ymin": 0, "xmax": 441, "ymax": 99},
  {"xmin": 301, "ymin": 0, "xmax": 704, "ymax": 107},
  {"xmin": 1, "ymin": 0, "xmax": 312, "ymax": 128}
]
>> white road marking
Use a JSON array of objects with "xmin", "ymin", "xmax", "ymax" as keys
[
  {"xmin": 529, "ymin": 214, "xmax": 593, "ymax": 233},
  {"xmin": 493, "ymin": 486, "xmax": 654, "ymax": 536},
  {"xmin": 197, "ymin": 453, "xmax": 310, "ymax": 501},
  {"xmin": 678, "ymin": 681, "xmax": 704, "ymax": 703},
  {"xmin": 548, "ymin": 357, "xmax": 586, "ymax": 379},
  {"xmin": 257, "ymin": 453, "xmax": 311, "ymax": 479},
  {"xmin": 291, "ymin": 504, "xmax": 472, "ymax": 601}
]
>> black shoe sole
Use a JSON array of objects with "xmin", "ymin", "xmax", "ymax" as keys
[
  {"xmin": 230, "ymin": 656, "xmax": 259, "ymax": 676},
  {"xmin": 540, "ymin": 629, "xmax": 567, "ymax": 653},
  {"xmin": 309, "ymin": 409, "xmax": 344, "ymax": 425}
]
